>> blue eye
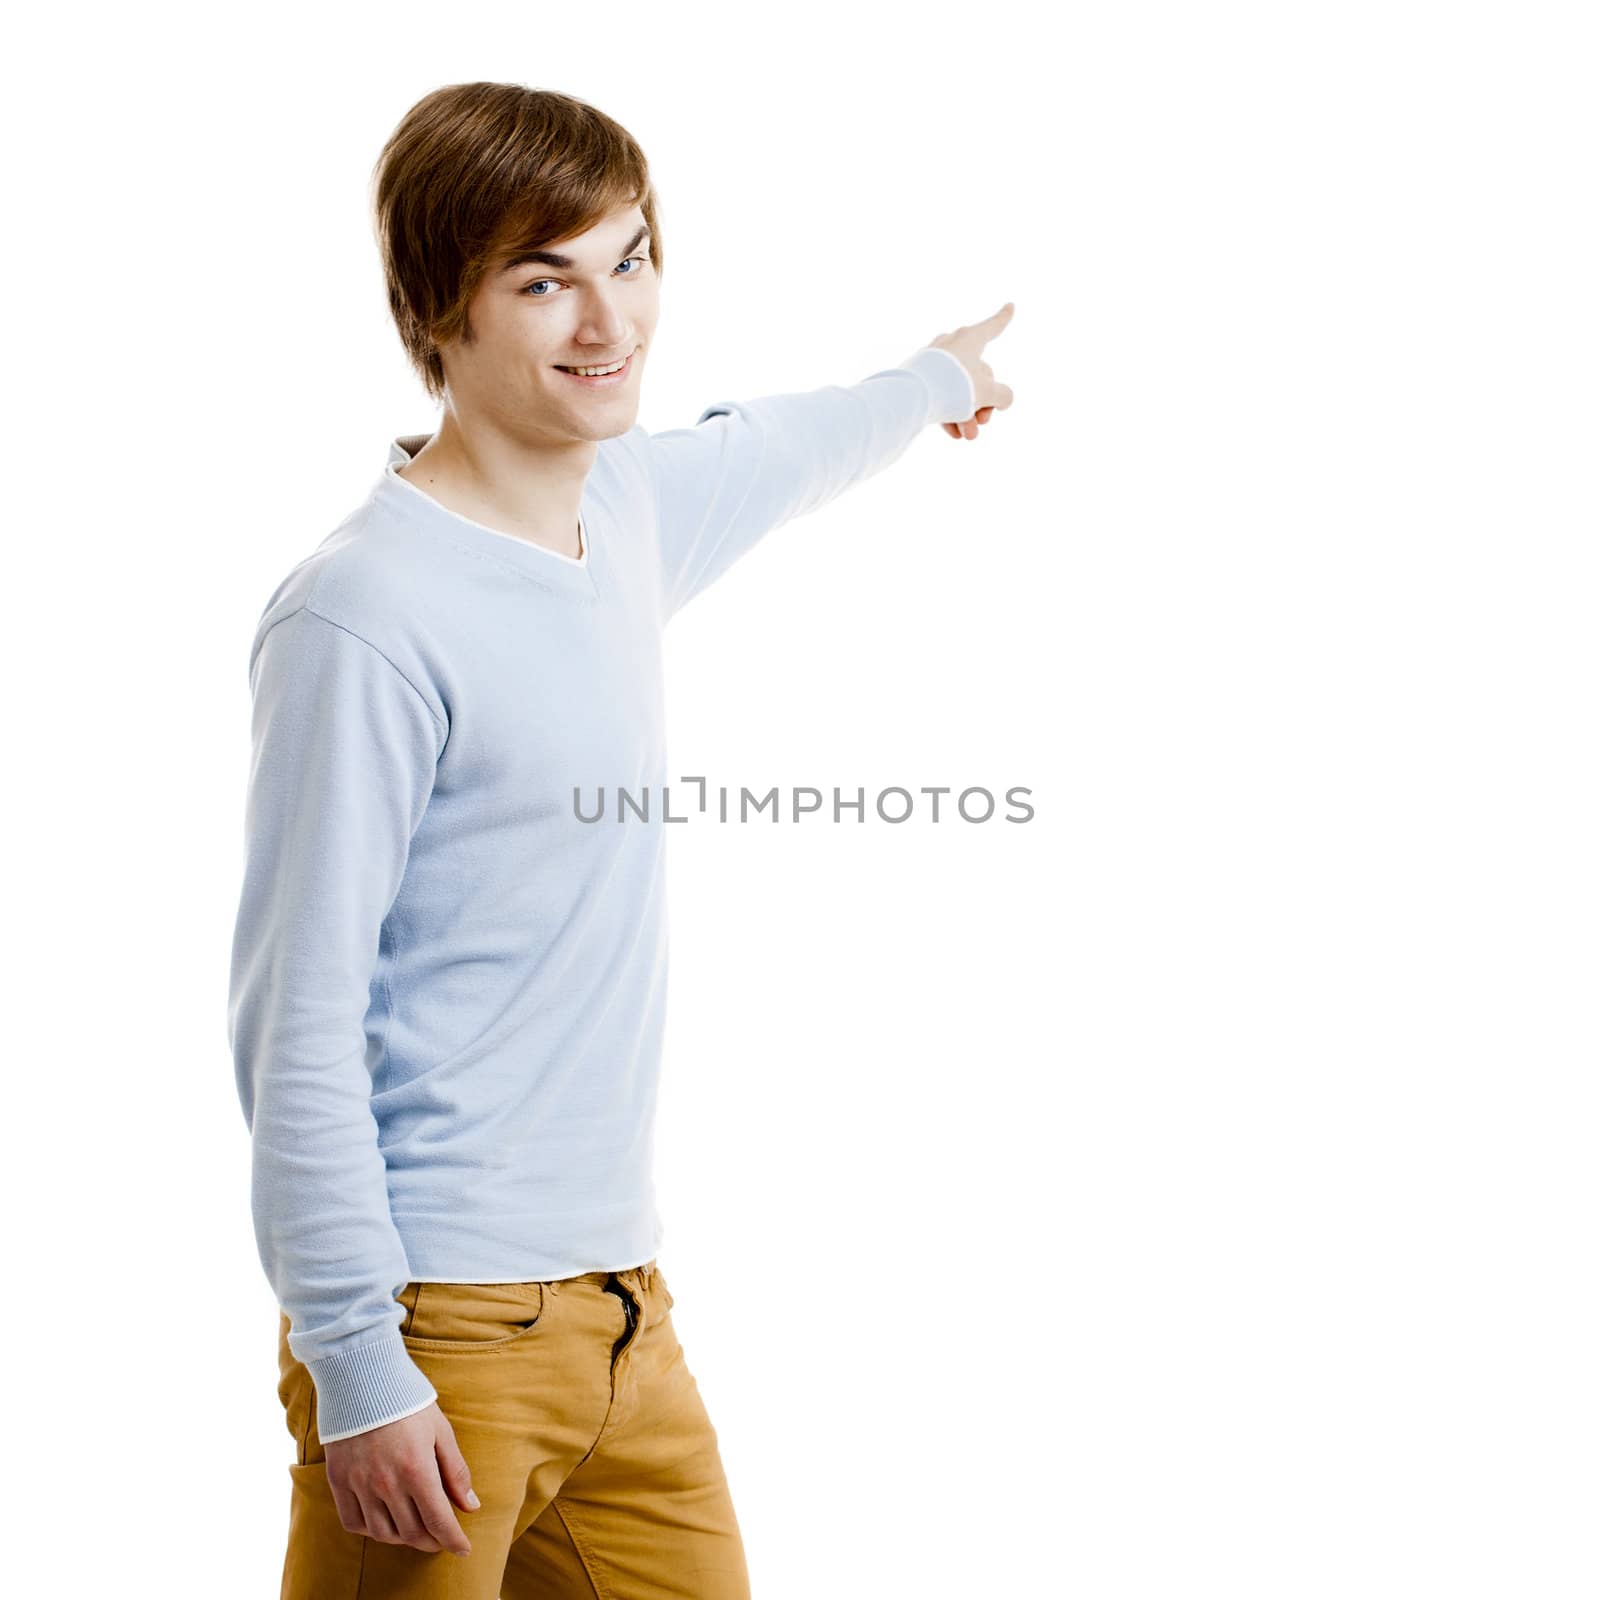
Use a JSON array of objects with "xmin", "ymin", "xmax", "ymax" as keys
[{"xmin": 522, "ymin": 256, "xmax": 649, "ymax": 297}]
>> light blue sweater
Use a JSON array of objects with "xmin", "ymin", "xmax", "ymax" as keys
[{"xmin": 228, "ymin": 345, "xmax": 976, "ymax": 1441}]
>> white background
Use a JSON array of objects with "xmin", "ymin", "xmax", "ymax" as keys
[{"xmin": 4, "ymin": 2, "xmax": 1595, "ymax": 1595}]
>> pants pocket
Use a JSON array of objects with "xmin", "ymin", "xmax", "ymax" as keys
[{"xmin": 397, "ymin": 1280, "xmax": 550, "ymax": 1351}]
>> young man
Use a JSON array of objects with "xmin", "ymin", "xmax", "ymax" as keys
[{"xmin": 229, "ymin": 82, "xmax": 1012, "ymax": 1599}]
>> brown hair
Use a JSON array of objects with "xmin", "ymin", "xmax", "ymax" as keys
[{"xmin": 371, "ymin": 83, "xmax": 661, "ymax": 404}]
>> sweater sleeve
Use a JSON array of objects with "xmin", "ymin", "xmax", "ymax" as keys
[
  {"xmin": 643, "ymin": 343, "xmax": 976, "ymax": 619},
  {"xmin": 227, "ymin": 604, "xmax": 443, "ymax": 1443}
]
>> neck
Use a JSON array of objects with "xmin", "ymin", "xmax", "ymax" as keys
[{"xmin": 396, "ymin": 411, "xmax": 596, "ymax": 559}]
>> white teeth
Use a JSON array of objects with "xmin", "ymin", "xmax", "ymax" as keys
[{"xmin": 560, "ymin": 355, "xmax": 628, "ymax": 376}]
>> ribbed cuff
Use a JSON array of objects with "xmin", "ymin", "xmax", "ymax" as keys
[
  {"xmin": 900, "ymin": 344, "xmax": 977, "ymax": 425},
  {"xmin": 305, "ymin": 1329, "xmax": 439, "ymax": 1443}
]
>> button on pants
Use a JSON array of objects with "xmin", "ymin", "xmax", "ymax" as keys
[{"xmin": 275, "ymin": 1259, "xmax": 751, "ymax": 1597}]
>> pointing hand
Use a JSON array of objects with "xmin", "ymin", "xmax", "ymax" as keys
[{"xmin": 930, "ymin": 302, "xmax": 1016, "ymax": 441}]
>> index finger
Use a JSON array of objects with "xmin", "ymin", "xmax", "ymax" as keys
[
  {"xmin": 970, "ymin": 301, "xmax": 1015, "ymax": 346},
  {"xmin": 412, "ymin": 1476, "xmax": 472, "ymax": 1556}
]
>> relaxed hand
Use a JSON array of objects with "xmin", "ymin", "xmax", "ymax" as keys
[{"xmin": 324, "ymin": 1401, "xmax": 479, "ymax": 1557}]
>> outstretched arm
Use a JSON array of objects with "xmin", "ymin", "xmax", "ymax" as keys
[{"xmin": 640, "ymin": 303, "xmax": 1015, "ymax": 619}]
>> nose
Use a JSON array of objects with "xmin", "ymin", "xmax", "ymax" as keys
[{"xmin": 575, "ymin": 289, "xmax": 632, "ymax": 350}]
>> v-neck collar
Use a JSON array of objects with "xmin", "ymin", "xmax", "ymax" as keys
[{"xmin": 376, "ymin": 434, "xmax": 599, "ymax": 600}]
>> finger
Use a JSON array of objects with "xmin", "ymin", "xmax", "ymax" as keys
[
  {"xmin": 328, "ymin": 1479, "xmax": 366, "ymax": 1537},
  {"xmin": 389, "ymin": 1491, "xmax": 444, "ymax": 1554},
  {"xmin": 416, "ymin": 1479, "xmax": 473, "ymax": 1556},
  {"xmin": 362, "ymin": 1491, "xmax": 401, "ymax": 1544},
  {"xmin": 942, "ymin": 421, "xmax": 961, "ymax": 438},
  {"xmin": 971, "ymin": 301, "xmax": 1015, "ymax": 347},
  {"xmin": 436, "ymin": 1435, "xmax": 481, "ymax": 1514}
]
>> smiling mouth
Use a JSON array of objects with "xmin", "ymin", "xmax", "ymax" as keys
[{"xmin": 554, "ymin": 349, "xmax": 638, "ymax": 385}]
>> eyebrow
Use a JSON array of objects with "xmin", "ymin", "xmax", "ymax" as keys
[{"xmin": 500, "ymin": 224, "xmax": 650, "ymax": 275}]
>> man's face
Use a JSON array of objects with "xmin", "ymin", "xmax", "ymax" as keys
[{"xmin": 441, "ymin": 202, "xmax": 659, "ymax": 442}]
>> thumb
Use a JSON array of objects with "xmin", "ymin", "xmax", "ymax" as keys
[{"xmin": 434, "ymin": 1426, "xmax": 480, "ymax": 1511}]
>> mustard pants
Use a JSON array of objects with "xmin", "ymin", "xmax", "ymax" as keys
[{"xmin": 276, "ymin": 1260, "xmax": 751, "ymax": 1597}]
